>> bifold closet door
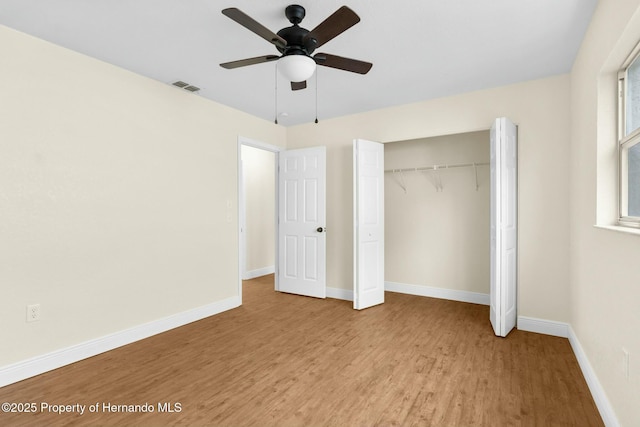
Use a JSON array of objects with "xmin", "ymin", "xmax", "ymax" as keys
[
  {"xmin": 353, "ymin": 139, "xmax": 385, "ymax": 310},
  {"xmin": 490, "ymin": 117, "xmax": 517, "ymax": 337}
]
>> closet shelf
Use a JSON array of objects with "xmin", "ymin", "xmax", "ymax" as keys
[
  {"xmin": 385, "ymin": 161, "xmax": 489, "ymax": 192},
  {"xmin": 384, "ymin": 161, "xmax": 489, "ymax": 174}
]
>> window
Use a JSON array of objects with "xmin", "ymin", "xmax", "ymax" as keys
[{"xmin": 618, "ymin": 42, "xmax": 640, "ymax": 227}]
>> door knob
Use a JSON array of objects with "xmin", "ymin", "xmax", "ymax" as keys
[{"xmin": 317, "ymin": 227, "xmax": 326, "ymax": 233}]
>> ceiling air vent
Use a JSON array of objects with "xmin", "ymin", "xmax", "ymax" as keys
[{"xmin": 171, "ymin": 81, "xmax": 200, "ymax": 93}]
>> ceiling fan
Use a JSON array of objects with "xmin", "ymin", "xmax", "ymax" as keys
[{"xmin": 220, "ymin": 4, "xmax": 372, "ymax": 91}]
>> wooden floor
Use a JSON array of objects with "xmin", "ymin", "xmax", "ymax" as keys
[{"xmin": 0, "ymin": 275, "xmax": 603, "ymax": 426}]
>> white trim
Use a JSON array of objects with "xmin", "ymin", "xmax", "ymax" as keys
[
  {"xmin": 238, "ymin": 136, "xmax": 283, "ymax": 152},
  {"xmin": 242, "ymin": 265, "xmax": 275, "ymax": 280},
  {"xmin": 594, "ymin": 224, "xmax": 640, "ymax": 236},
  {"xmin": 327, "ymin": 286, "xmax": 354, "ymax": 301},
  {"xmin": 516, "ymin": 316, "xmax": 569, "ymax": 338},
  {"xmin": 385, "ymin": 281, "xmax": 490, "ymax": 305},
  {"xmin": 380, "ymin": 286, "xmax": 617, "ymax": 424},
  {"xmin": 0, "ymin": 296, "xmax": 240, "ymax": 388},
  {"xmin": 237, "ymin": 136, "xmax": 283, "ymax": 303},
  {"xmin": 568, "ymin": 326, "xmax": 620, "ymax": 427},
  {"xmin": 0, "ymin": 293, "xmax": 620, "ymax": 427}
]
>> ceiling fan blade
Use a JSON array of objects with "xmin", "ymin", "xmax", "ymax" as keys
[
  {"xmin": 304, "ymin": 6, "xmax": 360, "ymax": 49},
  {"xmin": 220, "ymin": 55, "xmax": 279, "ymax": 69},
  {"xmin": 222, "ymin": 8, "xmax": 287, "ymax": 49},
  {"xmin": 314, "ymin": 53, "xmax": 372, "ymax": 74},
  {"xmin": 291, "ymin": 81, "xmax": 307, "ymax": 91}
]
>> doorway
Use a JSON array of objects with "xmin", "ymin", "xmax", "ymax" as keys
[
  {"xmin": 237, "ymin": 138, "xmax": 328, "ymax": 302},
  {"xmin": 238, "ymin": 137, "xmax": 280, "ymax": 301}
]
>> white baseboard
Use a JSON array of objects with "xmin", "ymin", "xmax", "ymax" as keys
[
  {"xmin": 0, "ymin": 296, "xmax": 241, "ymax": 388},
  {"xmin": 517, "ymin": 316, "xmax": 569, "ymax": 338},
  {"xmin": 327, "ymin": 286, "xmax": 353, "ymax": 301},
  {"xmin": 381, "ymin": 289, "xmax": 616, "ymax": 425},
  {"xmin": 243, "ymin": 266, "xmax": 275, "ymax": 280},
  {"xmin": 0, "ymin": 291, "xmax": 620, "ymax": 427},
  {"xmin": 385, "ymin": 281, "xmax": 490, "ymax": 305},
  {"xmin": 517, "ymin": 319, "xmax": 619, "ymax": 426},
  {"xmin": 568, "ymin": 326, "xmax": 620, "ymax": 427}
]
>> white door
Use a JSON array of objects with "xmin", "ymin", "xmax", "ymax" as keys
[
  {"xmin": 490, "ymin": 117, "xmax": 518, "ymax": 337},
  {"xmin": 277, "ymin": 147, "xmax": 327, "ymax": 298},
  {"xmin": 353, "ymin": 139, "xmax": 385, "ymax": 310}
]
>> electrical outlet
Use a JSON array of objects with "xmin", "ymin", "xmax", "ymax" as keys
[
  {"xmin": 26, "ymin": 304, "xmax": 41, "ymax": 322},
  {"xmin": 622, "ymin": 348, "xmax": 630, "ymax": 380}
]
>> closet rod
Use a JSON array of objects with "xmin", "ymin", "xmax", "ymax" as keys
[{"xmin": 384, "ymin": 161, "xmax": 489, "ymax": 174}]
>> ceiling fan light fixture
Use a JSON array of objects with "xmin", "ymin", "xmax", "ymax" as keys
[{"xmin": 278, "ymin": 55, "xmax": 316, "ymax": 82}]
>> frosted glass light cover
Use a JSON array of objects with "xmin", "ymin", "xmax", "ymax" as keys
[{"xmin": 278, "ymin": 55, "xmax": 316, "ymax": 82}]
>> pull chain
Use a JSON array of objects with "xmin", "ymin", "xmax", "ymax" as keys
[
  {"xmin": 274, "ymin": 64, "xmax": 278, "ymax": 125},
  {"xmin": 315, "ymin": 70, "xmax": 319, "ymax": 124}
]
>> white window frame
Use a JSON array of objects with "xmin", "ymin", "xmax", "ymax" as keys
[{"xmin": 618, "ymin": 41, "xmax": 640, "ymax": 228}]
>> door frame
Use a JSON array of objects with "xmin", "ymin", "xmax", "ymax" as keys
[
  {"xmin": 380, "ymin": 124, "xmax": 518, "ymax": 322},
  {"xmin": 237, "ymin": 136, "xmax": 282, "ymax": 303}
]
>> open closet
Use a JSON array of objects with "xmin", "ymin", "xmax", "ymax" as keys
[{"xmin": 384, "ymin": 130, "xmax": 491, "ymax": 301}]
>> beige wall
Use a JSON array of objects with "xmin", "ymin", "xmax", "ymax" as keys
[
  {"xmin": 287, "ymin": 74, "xmax": 572, "ymax": 323},
  {"xmin": 0, "ymin": 26, "xmax": 286, "ymax": 366},
  {"xmin": 241, "ymin": 145, "xmax": 275, "ymax": 276},
  {"xmin": 5, "ymin": 6, "xmax": 639, "ymax": 422},
  {"xmin": 570, "ymin": 1, "xmax": 640, "ymax": 425},
  {"xmin": 385, "ymin": 131, "xmax": 490, "ymax": 294}
]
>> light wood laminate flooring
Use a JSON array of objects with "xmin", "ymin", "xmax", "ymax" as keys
[{"xmin": 0, "ymin": 275, "xmax": 603, "ymax": 426}]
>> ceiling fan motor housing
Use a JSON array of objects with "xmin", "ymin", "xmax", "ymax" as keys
[
  {"xmin": 277, "ymin": 5, "xmax": 317, "ymax": 57},
  {"xmin": 277, "ymin": 26, "xmax": 316, "ymax": 56}
]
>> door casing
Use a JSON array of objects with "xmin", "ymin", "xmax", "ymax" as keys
[{"xmin": 237, "ymin": 136, "xmax": 282, "ymax": 302}]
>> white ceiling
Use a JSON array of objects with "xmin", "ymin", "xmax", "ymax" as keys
[{"xmin": 0, "ymin": 0, "xmax": 597, "ymax": 126}]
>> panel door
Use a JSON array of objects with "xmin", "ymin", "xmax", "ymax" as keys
[{"xmin": 277, "ymin": 147, "xmax": 327, "ymax": 298}]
